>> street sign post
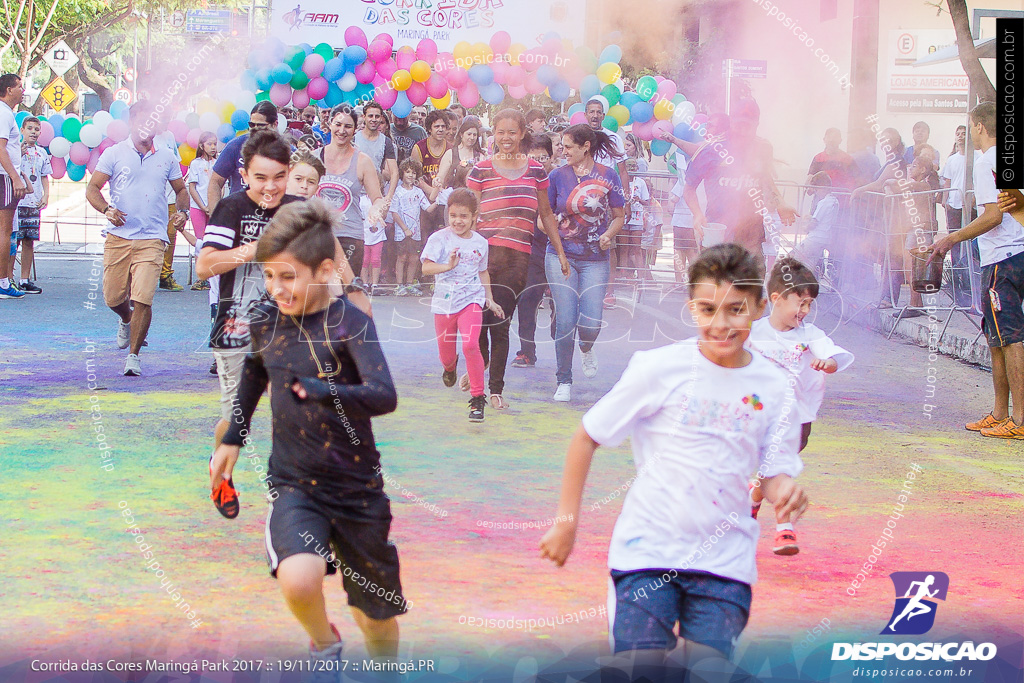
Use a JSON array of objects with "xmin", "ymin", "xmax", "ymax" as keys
[
  {"xmin": 723, "ymin": 59, "xmax": 768, "ymax": 114},
  {"xmin": 42, "ymin": 40, "xmax": 79, "ymax": 77},
  {"xmin": 39, "ymin": 76, "xmax": 76, "ymax": 111},
  {"xmin": 185, "ymin": 9, "xmax": 232, "ymax": 33},
  {"xmin": 123, "ymin": 68, "xmax": 136, "ymax": 83},
  {"xmin": 113, "ymin": 87, "xmax": 134, "ymax": 106}
]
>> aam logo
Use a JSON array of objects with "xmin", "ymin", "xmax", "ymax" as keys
[{"xmin": 881, "ymin": 572, "xmax": 949, "ymax": 635}]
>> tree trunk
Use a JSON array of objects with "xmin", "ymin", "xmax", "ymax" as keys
[
  {"xmin": 18, "ymin": 0, "xmax": 33, "ymax": 80},
  {"xmin": 946, "ymin": 0, "xmax": 995, "ymax": 104}
]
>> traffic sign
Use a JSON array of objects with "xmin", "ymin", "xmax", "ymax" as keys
[
  {"xmin": 123, "ymin": 68, "xmax": 136, "ymax": 83},
  {"xmin": 723, "ymin": 59, "xmax": 768, "ymax": 79},
  {"xmin": 185, "ymin": 9, "xmax": 232, "ymax": 33},
  {"xmin": 43, "ymin": 40, "xmax": 79, "ymax": 77},
  {"xmin": 39, "ymin": 76, "xmax": 76, "ymax": 111},
  {"xmin": 113, "ymin": 87, "xmax": 134, "ymax": 105},
  {"xmin": 170, "ymin": 10, "xmax": 186, "ymax": 28}
]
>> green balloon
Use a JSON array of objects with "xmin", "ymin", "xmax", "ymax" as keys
[
  {"xmin": 255, "ymin": 90, "xmax": 270, "ymax": 102},
  {"xmin": 600, "ymin": 84, "xmax": 621, "ymax": 107},
  {"xmin": 636, "ymin": 75, "xmax": 658, "ymax": 101},
  {"xmin": 62, "ymin": 117, "xmax": 82, "ymax": 143},
  {"xmin": 285, "ymin": 46, "xmax": 306, "ymax": 70},
  {"xmin": 290, "ymin": 70, "xmax": 310, "ymax": 90},
  {"xmin": 602, "ymin": 114, "xmax": 618, "ymax": 132},
  {"xmin": 314, "ymin": 42, "xmax": 334, "ymax": 61}
]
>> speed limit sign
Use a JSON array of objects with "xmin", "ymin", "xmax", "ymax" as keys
[{"xmin": 113, "ymin": 87, "xmax": 133, "ymax": 105}]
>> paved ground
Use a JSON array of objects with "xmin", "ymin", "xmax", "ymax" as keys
[{"xmin": 1, "ymin": 259, "xmax": 1021, "ymax": 681}]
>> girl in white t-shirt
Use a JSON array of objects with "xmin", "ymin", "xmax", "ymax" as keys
[
  {"xmin": 187, "ymin": 133, "xmax": 218, "ymax": 291},
  {"xmin": 361, "ymin": 194, "xmax": 386, "ymax": 290},
  {"xmin": 420, "ymin": 189, "xmax": 503, "ymax": 423}
]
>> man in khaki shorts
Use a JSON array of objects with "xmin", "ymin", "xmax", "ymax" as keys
[{"xmin": 86, "ymin": 100, "xmax": 189, "ymax": 376}]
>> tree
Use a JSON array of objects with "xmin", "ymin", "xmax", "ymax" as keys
[
  {"xmin": 946, "ymin": 0, "xmax": 995, "ymax": 104},
  {"xmin": 1, "ymin": 0, "xmax": 64, "ymax": 79}
]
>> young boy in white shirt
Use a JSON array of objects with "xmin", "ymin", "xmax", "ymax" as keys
[
  {"xmin": 540, "ymin": 243, "xmax": 808, "ymax": 674},
  {"xmin": 792, "ymin": 172, "xmax": 840, "ymax": 269},
  {"xmin": 747, "ymin": 257, "xmax": 853, "ymax": 554}
]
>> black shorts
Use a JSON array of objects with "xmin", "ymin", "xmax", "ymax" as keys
[
  {"xmin": 336, "ymin": 237, "xmax": 364, "ymax": 277},
  {"xmin": 0, "ymin": 175, "xmax": 17, "ymax": 211},
  {"xmin": 673, "ymin": 226, "xmax": 699, "ymax": 251},
  {"xmin": 981, "ymin": 250, "xmax": 1024, "ymax": 348},
  {"xmin": 266, "ymin": 484, "xmax": 407, "ymax": 620}
]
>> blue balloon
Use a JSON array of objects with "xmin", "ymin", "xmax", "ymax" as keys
[
  {"xmin": 354, "ymin": 82, "xmax": 375, "ymax": 103},
  {"xmin": 67, "ymin": 161, "xmax": 86, "ymax": 182},
  {"xmin": 548, "ymin": 80, "xmax": 570, "ymax": 102},
  {"xmin": 314, "ymin": 98, "xmax": 328, "ymax": 108},
  {"xmin": 230, "ymin": 109, "xmax": 250, "ymax": 131},
  {"xmin": 298, "ymin": 43, "xmax": 313, "ymax": 56},
  {"xmin": 263, "ymin": 36, "xmax": 286, "ymax": 61},
  {"xmin": 580, "ymin": 74, "xmax": 601, "ymax": 100},
  {"xmin": 109, "ymin": 101, "xmax": 128, "ymax": 119},
  {"xmin": 468, "ymin": 64, "xmax": 494, "ymax": 86},
  {"xmin": 599, "ymin": 44, "xmax": 622, "ymax": 64},
  {"xmin": 15, "ymin": 111, "xmax": 29, "ymax": 127},
  {"xmin": 630, "ymin": 101, "xmax": 654, "ymax": 124},
  {"xmin": 217, "ymin": 122, "xmax": 236, "ymax": 143},
  {"xmin": 650, "ymin": 138, "xmax": 671, "ymax": 157},
  {"xmin": 481, "ymin": 82, "xmax": 505, "ymax": 105},
  {"xmin": 673, "ymin": 121, "xmax": 699, "ymax": 143},
  {"xmin": 391, "ymin": 91, "xmax": 413, "ymax": 118},
  {"xmin": 536, "ymin": 65, "xmax": 559, "ymax": 87},
  {"xmin": 323, "ymin": 57, "xmax": 346, "ymax": 81},
  {"xmin": 48, "ymin": 113, "xmax": 65, "ymax": 130},
  {"xmin": 619, "ymin": 91, "xmax": 642, "ymax": 110},
  {"xmin": 343, "ymin": 45, "xmax": 367, "ymax": 70},
  {"xmin": 255, "ymin": 68, "xmax": 273, "ymax": 91},
  {"xmin": 240, "ymin": 70, "xmax": 258, "ymax": 92},
  {"xmin": 567, "ymin": 103, "xmax": 585, "ymax": 116},
  {"xmin": 324, "ymin": 83, "xmax": 344, "ymax": 107},
  {"xmin": 271, "ymin": 63, "xmax": 293, "ymax": 85}
]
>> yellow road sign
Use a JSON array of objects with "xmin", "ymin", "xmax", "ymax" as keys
[{"xmin": 40, "ymin": 76, "xmax": 76, "ymax": 112}]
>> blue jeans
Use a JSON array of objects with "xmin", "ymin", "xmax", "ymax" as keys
[{"xmin": 544, "ymin": 252, "xmax": 609, "ymax": 385}]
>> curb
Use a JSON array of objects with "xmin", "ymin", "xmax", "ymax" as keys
[{"xmin": 864, "ymin": 307, "xmax": 991, "ymax": 369}]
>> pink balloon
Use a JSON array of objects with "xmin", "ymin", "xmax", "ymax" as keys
[
  {"xmin": 524, "ymin": 72, "xmax": 546, "ymax": 95},
  {"xmin": 97, "ymin": 138, "xmax": 115, "ymax": 154},
  {"xmin": 395, "ymin": 46, "xmax": 415, "ymax": 70},
  {"xmin": 416, "ymin": 38, "xmax": 438, "ymax": 64},
  {"xmin": 633, "ymin": 118, "xmax": 655, "ymax": 141},
  {"xmin": 652, "ymin": 119, "xmax": 673, "ymax": 138},
  {"xmin": 693, "ymin": 113, "xmax": 709, "ymax": 125},
  {"xmin": 354, "ymin": 60, "xmax": 377, "ymax": 84},
  {"xmin": 179, "ymin": 162, "xmax": 189, "ymax": 177},
  {"xmin": 302, "ymin": 53, "xmax": 325, "ymax": 78},
  {"xmin": 270, "ymin": 82, "xmax": 292, "ymax": 106},
  {"xmin": 507, "ymin": 84, "xmax": 528, "ymax": 100},
  {"xmin": 345, "ymin": 26, "xmax": 368, "ymax": 49},
  {"xmin": 425, "ymin": 73, "xmax": 449, "ymax": 99},
  {"xmin": 569, "ymin": 112, "xmax": 587, "ymax": 125},
  {"xmin": 87, "ymin": 147, "xmax": 101, "ymax": 173},
  {"xmin": 186, "ymin": 128, "xmax": 201, "ymax": 149},
  {"xmin": 307, "ymin": 76, "xmax": 329, "ymax": 100},
  {"xmin": 656, "ymin": 79, "xmax": 677, "ymax": 101},
  {"xmin": 458, "ymin": 81, "xmax": 479, "ymax": 109},
  {"xmin": 37, "ymin": 121, "xmax": 54, "ymax": 146},
  {"xmin": 377, "ymin": 58, "xmax": 397, "ymax": 79},
  {"xmin": 372, "ymin": 74, "xmax": 385, "ymax": 89},
  {"xmin": 506, "ymin": 65, "xmax": 525, "ymax": 87},
  {"xmin": 50, "ymin": 155, "xmax": 66, "ymax": 179},
  {"xmin": 375, "ymin": 87, "xmax": 398, "ymax": 109},
  {"xmin": 167, "ymin": 119, "xmax": 188, "ymax": 144},
  {"xmin": 490, "ymin": 30, "xmax": 511, "ymax": 55},
  {"xmin": 406, "ymin": 82, "xmax": 428, "ymax": 106},
  {"xmin": 373, "ymin": 32, "xmax": 393, "ymax": 47},
  {"xmin": 368, "ymin": 39, "xmax": 392, "ymax": 63},
  {"xmin": 653, "ymin": 75, "xmax": 664, "ymax": 83},
  {"xmin": 292, "ymin": 88, "xmax": 310, "ymax": 109},
  {"xmin": 69, "ymin": 141, "xmax": 90, "ymax": 166},
  {"xmin": 491, "ymin": 60, "xmax": 509, "ymax": 84},
  {"xmin": 434, "ymin": 52, "xmax": 454, "ymax": 76},
  {"xmin": 447, "ymin": 67, "xmax": 468, "ymax": 89},
  {"xmin": 542, "ymin": 37, "xmax": 562, "ymax": 56},
  {"xmin": 564, "ymin": 65, "xmax": 586, "ymax": 90},
  {"xmin": 106, "ymin": 119, "xmax": 129, "ymax": 143}
]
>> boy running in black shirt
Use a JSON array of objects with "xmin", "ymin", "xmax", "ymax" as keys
[{"xmin": 210, "ymin": 199, "xmax": 405, "ymax": 667}]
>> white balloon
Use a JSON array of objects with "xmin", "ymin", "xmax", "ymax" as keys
[
  {"xmin": 79, "ymin": 123, "xmax": 102, "ymax": 147},
  {"xmin": 92, "ymin": 111, "xmax": 113, "ymax": 134},
  {"xmin": 339, "ymin": 73, "xmax": 358, "ymax": 92},
  {"xmin": 199, "ymin": 111, "xmax": 221, "ymax": 133},
  {"xmin": 175, "ymin": 110, "xmax": 190, "ymax": 122},
  {"xmin": 49, "ymin": 136, "xmax": 71, "ymax": 157},
  {"xmin": 234, "ymin": 91, "xmax": 257, "ymax": 112},
  {"xmin": 672, "ymin": 101, "xmax": 696, "ymax": 125},
  {"xmin": 277, "ymin": 115, "xmax": 287, "ymax": 132}
]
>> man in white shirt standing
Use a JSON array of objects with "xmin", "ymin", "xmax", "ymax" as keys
[
  {"xmin": 932, "ymin": 102, "xmax": 1024, "ymax": 440},
  {"xmin": 86, "ymin": 101, "xmax": 190, "ymax": 376},
  {"xmin": 0, "ymin": 73, "xmax": 27, "ymax": 299},
  {"xmin": 939, "ymin": 125, "xmax": 981, "ymax": 308}
]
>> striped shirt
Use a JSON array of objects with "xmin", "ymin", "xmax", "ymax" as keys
[{"xmin": 467, "ymin": 158, "xmax": 549, "ymax": 254}]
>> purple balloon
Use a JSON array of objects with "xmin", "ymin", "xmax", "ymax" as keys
[
  {"xmin": 270, "ymin": 82, "xmax": 293, "ymax": 106},
  {"xmin": 69, "ymin": 141, "xmax": 91, "ymax": 166},
  {"xmin": 307, "ymin": 76, "xmax": 329, "ymax": 100}
]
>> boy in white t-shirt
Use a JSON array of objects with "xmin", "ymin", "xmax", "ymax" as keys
[
  {"xmin": 747, "ymin": 258, "xmax": 853, "ymax": 554},
  {"xmin": 622, "ymin": 159, "xmax": 649, "ymax": 280},
  {"xmin": 421, "ymin": 189, "xmax": 503, "ymax": 423},
  {"xmin": 792, "ymin": 172, "xmax": 840, "ymax": 269},
  {"xmin": 667, "ymin": 176, "xmax": 697, "ymax": 282},
  {"xmin": 540, "ymin": 244, "xmax": 807, "ymax": 673},
  {"xmin": 12, "ymin": 116, "xmax": 49, "ymax": 294}
]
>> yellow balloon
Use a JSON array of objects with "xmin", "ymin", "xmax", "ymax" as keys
[
  {"xmin": 220, "ymin": 102, "xmax": 235, "ymax": 123},
  {"xmin": 391, "ymin": 69, "xmax": 412, "ymax": 91},
  {"xmin": 410, "ymin": 60, "xmax": 431, "ymax": 82},
  {"xmin": 178, "ymin": 144, "xmax": 196, "ymax": 166},
  {"xmin": 431, "ymin": 93, "xmax": 452, "ymax": 109},
  {"xmin": 596, "ymin": 62, "xmax": 621, "ymax": 85},
  {"xmin": 508, "ymin": 43, "xmax": 526, "ymax": 65},
  {"xmin": 474, "ymin": 42, "xmax": 492, "ymax": 64},
  {"xmin": 197, "ymin": 98, "xmax": 218, "ymax": 115},
  {"xmin": 453, "ymin": 41, "xmax": 472, "ymax": 65},
  {"xmin": 653, "ymin": 99, "xmax": 675, "ymax": 121},
  {"xmin": 609, "ymin": 104, "xmax": 630, "ymax": 126}
]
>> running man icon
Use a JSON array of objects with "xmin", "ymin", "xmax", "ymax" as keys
[{"xmin": 882, "ymin": 572, "xmax": 950, "ymax": 635}]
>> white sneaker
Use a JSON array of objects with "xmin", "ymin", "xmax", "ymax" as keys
[
  {"xmin": 580, "ymin": 349, "xmax": 598, "ymax": 378},
  {"xmin": 552, "ymin": 383, "xmax": 571, "ymax": 402},
  {"xmin": 124, "ymin": 354, "xmax": 141, "ymax": 376},
  {"xmin": 116, "ymin": 319, "xmax": 131, "ymax": 349}
]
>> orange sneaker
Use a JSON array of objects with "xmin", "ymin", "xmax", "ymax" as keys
[
  {"xmin": 211, "ymin": 478, "xmax": 240, "ymax": 518},
  {"xmin": 773, "ymin": 529, "xmax": 799, "ymax": 555},
  {"xmin": 980, "ymin": 418, "xmax": 1024, "ymax": 440},
  {"xmin": 966, "ymin": 413, "xmax": 1003, "ymax": 431}
]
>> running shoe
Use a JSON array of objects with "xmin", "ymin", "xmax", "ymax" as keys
[
  {"xmin": 406, "ymin": 285, "xmax": 423, "ymax": 297},
  {"xmin": 116, "ymin": 319, "xmax": 131, "ymax": 349},
  {"xmin": 511, "ymin": 352, "xmax": 535, "ymax": 368},
  {"xmin": 209, "ymin": 359, "xmax": 218, "ymax": 375},
  {"xmin": 123, "ymin": 353, "xmax": 142, "ymax": 376},
  {"xmin": 395, "ymin": 285, "xmax": 409, "ymax": 296},
  {"xmin": 552, "ymin": 383, "xmax": 571, "ymax": 402},
  {"xmin": 308, "ymin": 624, "xmax": 343, "ymax": 683},
  {"xmin": 19, "ymin": 280, "xmax": 42, "ymax": 294},
  {"xmin": 442, "ymin": 364, "xmax": 458, "ymax": 387},
  {"xmin": 773, "ymin": 529, "xmax": 799, "ymax": 555},
  {"xmin": 210, "ymin": 475, "xmax": 240, "ymax": 519},
  {"xmin": 468, "ymin": 394, "xmax": 486, "ymax": 422},
  {"xmin": 159, "ymin": 276, "xmax": 184, "ymax": 291},
  {"xmin": 749, "ymin": 482, "xmax": 761, "ymax": 520},
  {"xmin": 580, "ymin": 349, "xmax": 598, "ymax": 378},
  {"xmin": 980, "ymin": 418, "xmax": 1024, "ymax": 440},
  {"xmin": 966, "ymin": 413, "xmax": 1003, "ymax": 431},
  {"xmin": 0, "ymin": 283, "xmax": 25, "ymax": 299},
  {"xmin": 190, "ymin": 279, "xmax": 210, "ymax": 291}
]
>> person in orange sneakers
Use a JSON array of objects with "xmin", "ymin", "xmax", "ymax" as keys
[{"xmin": 931, "ymin": 102, "xmax": 1024, "ymax": 441}]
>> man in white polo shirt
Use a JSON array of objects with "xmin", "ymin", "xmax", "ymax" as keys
[
  {"xmin": 86, "ymin": 100, "xmax": 189, "ymax": 376},
  {"xmin": 0, "ymin": 73, "xmax": 27, "ymax": 299},
  {"xmin": 932, "ymin": 102, "xmax": 1024, "ymax": 440}
]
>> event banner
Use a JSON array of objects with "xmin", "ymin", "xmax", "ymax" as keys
[{"xmin": 270, "ymin": 0, "xmax": 586, "ymax": 53}]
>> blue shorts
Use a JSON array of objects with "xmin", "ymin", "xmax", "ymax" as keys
[
  {"xmin": 981, "ymin": 250, "xmax": 1024, "ymax": 347},
  {"xmin": 610, "ymin": 569, "xmax": 751, "ymax": 657}
]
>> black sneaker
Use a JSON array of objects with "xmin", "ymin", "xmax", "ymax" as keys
[
  {"xmin": 209, "ymin": 359, "xmax": 219, "ymax": 375},
  {"xmin": 511, "ymin": 351, "xmax": 535, "ymax": 368},
  {"xmin": 442, "ymin": 365, "xmax": 458, "ymax": 387},
  {"xmin": 468, "ymin": 394, "xmax": 486, "ymax": 422}
]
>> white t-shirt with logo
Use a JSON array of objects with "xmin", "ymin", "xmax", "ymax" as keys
[
  {"xmin": 0, "ymin": 101, "xmax": 21, "ymax": 178},
  {"xmin": 973, "ymin": 146, "xmax": 1024, "ymax": 267},
  {"xmin": 391, "ymin": 184, "xmax": 430, "ymax": 241},
  {"xmin": 627, "ymin": 177, "xmax": 649, "ymax": 227},
  {"xmin": 420, "ymin": 227, "xmax": 489, "ymax": 315},
  {"xmin": 361, "ymin": 195, "xmax": 386, "ymax": 246},
  {"xmin": 747, "ymin": 317, "xmax": 854, "ymax": 423},
  {"xmin": 19, "ymin": 145, "xmax": 51, "ymax": 208},
  {"xmin": 582, "ymin": 343, "xmax": 803, "ymax": 585}
]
